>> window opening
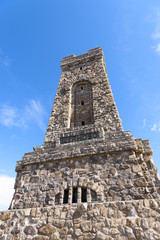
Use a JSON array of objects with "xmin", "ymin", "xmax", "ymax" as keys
[
  {"xmin": 55, "ymin": 193, "xmax": 60, "ymax": 205},
  {"xmin": 63, "ymin": 189, "xmax": 69, "ymax": 204},
  {"xmin": 91, "ymin": 190, "xmax": 97, "ymax": 202},
  {"xmin": 82, "ymin": 121, "xmax": 85, "ymax": 126},
  {"xmin": 81, "ymin": 188, "xmax": 87, "ymax": 202},
  {"xmin": 72, "ymin": 188, "xmax": 78, "ymax": 203},
  {"xmin": 80, "ymin": 67, "xmax": 82, "ymax": 70},
  {"xmin": 70, "ymin": 80, "xmax": 94, "ymax": 127},
  {"xmin": 45, "ymin": 193, "xmax": 49, "ymax": 205},
  {"xmin": 81, "ymin": 100, "xmax": 84, "ymax": 105}
]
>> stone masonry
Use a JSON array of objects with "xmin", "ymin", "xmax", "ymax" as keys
[{"xmin": 0, "ymin": 47, "xmax": 160, "ymax": 239}]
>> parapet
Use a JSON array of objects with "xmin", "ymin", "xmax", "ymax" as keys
[{"xmin": 61, "ymin": 47, "xmax": 103, "ymax": 69}]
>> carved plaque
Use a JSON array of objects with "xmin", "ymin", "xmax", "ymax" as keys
[{"xmin": 60, "ymin": 132, "xmax": 99, "ymax": 144}]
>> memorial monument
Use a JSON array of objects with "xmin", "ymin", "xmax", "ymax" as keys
[{"xmin": 0, "ymin": 47, "xmax": 160, "ymax": 240}]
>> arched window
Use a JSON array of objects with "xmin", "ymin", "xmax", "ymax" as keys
[
  {"xmin": 70, "ymin": 81, "xmax": 94, "ymax": 127},
  {"xmin": 55, "ymin": 187, "xmax": 97, "ymax": 205}
]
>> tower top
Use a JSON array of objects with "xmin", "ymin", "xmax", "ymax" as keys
[
  {"xmin": 44, "ymin": 47, "xmax": 124, "ymax": 142},
  {"xmin": 61, "ymin": 47, "xmax": 103, "ymax": 69}
]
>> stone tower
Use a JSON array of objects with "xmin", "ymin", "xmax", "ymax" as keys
[{"xmin": 0, "ymin": 47, "xmax": 160, "ymax": 240}]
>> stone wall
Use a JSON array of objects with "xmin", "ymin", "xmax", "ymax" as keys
[
  {"xmin": 1, "ymin": 199, "xmax": 160, "ymax": 240},
  {"xmin": 10, "ymin": 149, "xmax": 160, "ymax": 210}
]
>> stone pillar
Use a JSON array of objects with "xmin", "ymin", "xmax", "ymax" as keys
[
  {"xmin": 78, "ymin": 187, "xmax": 81, "ymax": 203},
  {"xmin": 97, "ymin": 192, "xmax": 103, "ymax": 202},
  {"xmin": 87, "ymin": 188, "xmax": 91, "ymax": 203},
  {"xmin": 60, "ymin": 191, "xmax": 63, "ymax": 205},
  {"xmin": 68, "ymin": 187, "xmax": 72, "ymax": 204}
]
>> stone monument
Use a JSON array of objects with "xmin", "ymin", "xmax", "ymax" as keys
[{"xmin": 0, "ymin": 47, "xmax": 160, "ymax": 239}]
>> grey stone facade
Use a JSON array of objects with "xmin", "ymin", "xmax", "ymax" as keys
[{"xmin": 0, "ymin": 47, "xmax": 160, "ymax": 239}]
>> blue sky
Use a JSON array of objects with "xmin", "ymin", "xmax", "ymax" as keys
[{"xmin": 0, "ymin": 0, "xmax": 160, "ymax": 210}]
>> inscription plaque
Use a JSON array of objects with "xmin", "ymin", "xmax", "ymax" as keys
[{"xmin": 60, "ymin": 132, "xmax": 99, "ymax": 144}]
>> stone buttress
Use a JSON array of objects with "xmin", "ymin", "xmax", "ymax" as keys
[{"xmin": 0, "ymin": 47, "xmax": 160, "ymax": 240}]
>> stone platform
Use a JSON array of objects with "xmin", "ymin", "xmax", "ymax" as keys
[{"xmin": 0, "ymin": 199, "xmax": 160, "ymax": 240}]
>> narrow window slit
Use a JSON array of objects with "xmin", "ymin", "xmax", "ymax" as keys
[
  {"xmin": 91, "ymin": 190, "xmax": 97, "ymax": 202},
  {"xmin": 55, "ymin": 193, "xmax": 60, "ymax": 205},
  {"xmin": 82, "ymin": 121, "xmax": 85, "ymax": 126},
  {"xmin": 45, "ymin": 193, "xmax": 49, "ymax": 205},
  {"xmin": 81, "ymin": 100, "xmax": 84, "ymax": 105},
  {"xmin": 81, "ymin": 188, "xmax": 87, "ymax": 202},
  {"xmin": 63, "ymin": 189, "xmax": 69, "ymax": 204},
  {"xmin": 72, "ymin": 188, "xmax": 78, "ymax": 203}
]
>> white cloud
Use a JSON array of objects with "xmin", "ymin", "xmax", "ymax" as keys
[
  {"xmin": 156, "ymin": 43, "xmax": 160, "ymax": 53},
  {"xmin": 152, "ymin": 31, "xmax": 160, "ymax": 40},
  {"xmin": 151, "ymin": 123, "xmax": 157, "ymax": 132},
  {"xmin": 0, "ymin": 99, "xmax": 46, "ymax": 131},
  {"xmin": 0, "ymin": 49, "xmax": 11, "ymax": 67},
  {"xmin": 0, "ymin": 175, "xmax": 15, "ymax": 210},
  {"xmin": 24, "ymin": 99, "xmax": 46, "ymax": 131},
  {"xmin": 2, "ymin": 56, "xmax": 10, "ymax": 66},
  {"xmin": 143, "ymin": 119, "xmax": 146, "ymax": 128},
  {"xmin": 0, "ymin": 105, "xmax": 20, "ymax": 127},
  {"xmin": 152, "ymin": 23, "xmax": 160, "ymax": 40},
  {"xmin": 150, "ymin": 9, "xmax": 160, "ymax": 54},
  {"xmin": 0, "ymin": 169, "xmax": 7, "ymax": 173}
]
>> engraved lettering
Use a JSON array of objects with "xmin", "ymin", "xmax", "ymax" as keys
[{"xmin": 60, "ymin": 132, "xmax": 99, "ymax": 144}]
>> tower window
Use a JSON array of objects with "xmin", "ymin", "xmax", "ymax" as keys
[
  {"xmin": 82, "ymin": 121, "xmax": 85, "ymax": 126},
  {"xmin": 70, "ymin": 80, "xmax": 94, "ymax": 127},
  {"xmin": 91, "ymin": 190, "xmax": 97, "ymax": 202},
  {"xmin": 63, "ymin": 189, "xmax": 69, "ymax": 204},
  {"xmin": 72, "ymin": 188, "xmax": 78, "ymax": 203},
  {"xmin": 80, "ymin": 67, "xmax": 82, "ymax": 70},
  {"xmin": 55, "ymin": 193, "xmax": 60, "ymax": 205},
  {"xmin": 81, "ymin": 188, "xmax": 87, "ymax": 202},
  {"xmin": 45, "ymin": 193, "xmax": 49, "ymax": 205}
]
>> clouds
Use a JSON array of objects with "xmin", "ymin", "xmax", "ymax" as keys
[
  {"xmin": 0, "ymin": 105, "xmax": 19, "ymax": 127},
  {"xmin": 150, "ymin": 123, "xmax": 160, "ymax": 132},
  {"xmin": 0, "ymin": 175, "xmax": 15, "ymax": 210},
  {"xmin": 151, "ymin": 123, "xmax": 157, "ymax": 132},
  {"xmin": 152, "ymin": 31, "xmax": 160, "ymax": 40},
  {"xmin": 143, "ymin": 119, "xmax": 160, "ymax": 132},
  {"xmin": 151, "ymin": 9, "xmax": 160, "ymax": 54},
  {"xmin": 143, "ymin": 119, "xmax": 146, "ymax": 128},
  {"xmin": 25, "ymin": 99, "xmax": 46, "ymax": 131},
  {"xmin": 0, "ymin": 99, "xmax": 46, "ymax": 131},
  {"xmin": 0, "ymin": 48, "xmax": 11, "ymax": 67},
  {"xmin": 155, "ymin": 43, "xmax": 160, "ymax": 53},
  {"xmin": 153, "ymin": 44, "xmax": 160, "ymax": 54}
]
